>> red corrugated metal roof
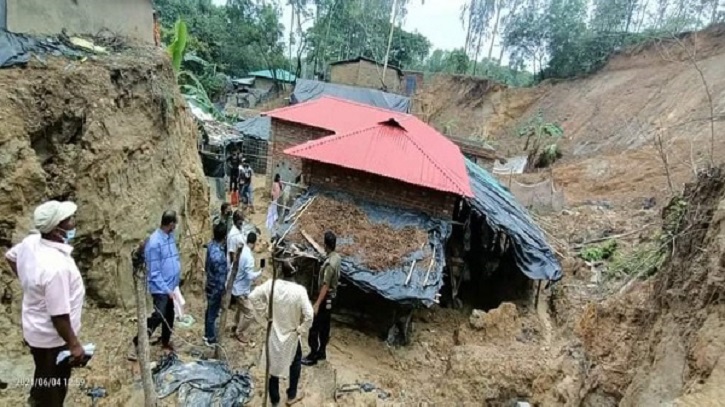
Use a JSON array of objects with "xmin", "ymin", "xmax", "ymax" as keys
[
  {"xmin": 263, "ymin": 96, "xmax": 408, "ymax": 134},
  {"xmin": 284, "ymin": 116, "xmax": 473, "ymax": 197}
]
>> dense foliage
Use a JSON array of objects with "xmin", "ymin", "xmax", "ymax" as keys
[{"xmin": 153, "ymin": 0, "xmax": 724, "ymax": 92}]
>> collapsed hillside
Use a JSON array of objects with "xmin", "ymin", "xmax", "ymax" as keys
[
  {"xmin": 0, "ymin": 48, "xmax": 209, "ymax": 309},
  {"xmin": 417, "ymin": 24, "xmax": 725, "ymax": 207}
]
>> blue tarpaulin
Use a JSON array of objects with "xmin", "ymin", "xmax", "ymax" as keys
[
  {"xmin": 465, "ymin": 159, "xmax": 562, "ymax": 282},
  {"xmin": 291, "ymin": 79, "xmax": 411, "ymax": 113}
]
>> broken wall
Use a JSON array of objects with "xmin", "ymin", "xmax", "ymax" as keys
[{"xmin": 0, "ymin": 48, "xmax": 209, "ymax": 308}]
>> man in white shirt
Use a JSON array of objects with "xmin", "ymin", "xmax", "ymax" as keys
[
  {"xmin": 227, "ymin": 211, "xmax": 247, "ymax": 269},
  {"xmin": 4, "ymin": 201, "xmax": 86, "ymax": 407},
  {"xmin": 249, "ymin": 260, "xmax": 313, "ymax": 406},
  {"xmin": 231, "ymin": 232, "xmax": 262, "ymax": 344}
]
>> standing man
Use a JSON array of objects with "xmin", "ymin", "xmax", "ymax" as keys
[
  {"xmin": 240, "ymin": 159, "xmax": 255, "ymax": 214},
  {"xmin": 227, "ymin": 151, "xmax": 241, "ymax": 197},
  {"xmin": 227, "ymin": 210, "xmax": 246, "ymax": 270},
  {"xmin": 302, "ymin": 231, "xmax": 341, "ymax": 366},
  {"xmin": 213, "ymin": 202, "xmax": 233, "ymax": 236},
  {"xmin": 4, "ymin": 201, "xmax": 86, "ymax": 407},
  {"xmin": 231, "ymin": 232, "xmax": 262, "ymax": 344},
  {"xmin": 204, "ymin": 223, "xmax": 228, "ymax": 346},
  {"xmin": 249, "ymin": 261, "xmax": 313, "ymax": 406},
  {"xmin": 129, "ymin": 210, "xmax": 181, "ymax": 360}
]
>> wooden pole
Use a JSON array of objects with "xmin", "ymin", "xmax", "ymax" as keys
[
  {"xmin": 262, "ymin": 260, "xmax": 278, "ymax": 407},
  {"xmin": 132, "ymin": 242, "xmax": 157, "ymax": 407}
]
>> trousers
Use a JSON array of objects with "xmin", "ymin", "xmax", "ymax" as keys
[
  {"xmin": 268, "ymin": 342, "xmax": 302, "ymax": 405},
  {"xmin": 28, "ymin": 345, "xmax": 72, "ymax": 407},
  {"xmin": 307, "ymin": 304, "xmax": 331, "ymax": 358},
  {"xmin": 134, "ymin": 294, "xmax": 175, "ymax": 347}
]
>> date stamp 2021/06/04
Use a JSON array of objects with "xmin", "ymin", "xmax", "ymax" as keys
[{"xmin": 12, "ymin": 377, "xmax": 86, "ymax": 388}]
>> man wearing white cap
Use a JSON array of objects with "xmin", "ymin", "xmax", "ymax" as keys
[{"xmin": 4, "ymin": 200, "xmax": 86, "ymax": 407}]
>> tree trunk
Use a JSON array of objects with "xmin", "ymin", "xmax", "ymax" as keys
[
  {"xmin": 382, "ymin": 0, "xmax": 399, "ymax": 89},
  {"xmin": 487, "ymin": 1, "xmax": 502, "ymax": 61},
  {"xmin": 133, "ymin": 243, "xmax": 157, "ymax": 407},
  {"xmin": 472, "ymin": 32, "xmax": 483, "ymax": 75},
  {"xmin": 712, "ymin": 0, "xmax": 720, "ymax": 24},
  {"xmin": 288, "ymin": 3, "xmax": 295, "ymax": 74}
]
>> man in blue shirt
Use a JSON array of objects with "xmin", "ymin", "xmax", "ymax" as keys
[
  {"xmin": 204, "ymin": 223, "xmax": 228, "ymax": 345},
  {"xmin": 129, "ymin": 211, "xmax": 182, "ymax": 361}
]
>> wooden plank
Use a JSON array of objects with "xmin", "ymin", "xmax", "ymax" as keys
[{"xmin": 301, "ymin": 229, "xmax": 326, "ymax": 255}]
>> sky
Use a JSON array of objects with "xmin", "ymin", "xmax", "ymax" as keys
[{"xmin": 211, "ymin": 0, "xmax": 471, "ymax": 52}]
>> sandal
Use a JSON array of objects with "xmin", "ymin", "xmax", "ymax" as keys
[{"xmin": 286, "ymin": 392, "xmax": 305, "ymax": 406}]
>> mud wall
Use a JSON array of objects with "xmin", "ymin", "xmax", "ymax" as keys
[
  {"xmin": 7, "ymin": 0, "xmax": 154, "ymax": 43},
  {"xmin": 0, "ymin": 48, "xmax": 209, "ymax": 308}
]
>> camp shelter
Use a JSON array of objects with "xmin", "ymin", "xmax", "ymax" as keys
[
  {"xmin": 233, "ymin": 116, "xmax": 270, "ymax": 174},
  {"xmin": 265, "ymin": 96, "xmax": 561, "ymax": 344},
  {"xmin": 291, "ymin": 79, "xmax": 411, "ymax": 113},
  {"xmin": 267, "ymin": 98, "xmax": 472, "ymax": 343},
  {"xmin": 247, "ymin": 69, "xmax": 296, "ymax": 92},
  {"xmin": 328, "ymin": 56, "xmax": 403, "ymax": 93}
]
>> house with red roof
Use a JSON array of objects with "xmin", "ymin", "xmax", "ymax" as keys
[{"xmin": 264, "ymin": 96, "xmax": 472, "ymax": 219}]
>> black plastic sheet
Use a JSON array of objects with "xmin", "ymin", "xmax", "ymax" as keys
[
  {"xmin": 200, "ymin": 151, "xmax": 225, "ymax": 178},
  {"xmin": 291, "ymin": 79, "xmax": 411, "ymax": 113},
  {"xmin": 153, "ymin": 353, "xmax": 254, "ymax": 406},
  {"xmin": 276, "ymin": 190, "xmax": 451, "ymax": 306},
  {"xmin": 465, "ymin": 159, "xmax": 562, "ymax": 281},
  {"xmin": 0, "ymin": 30, "xmax": 77, "ymax": 68}
]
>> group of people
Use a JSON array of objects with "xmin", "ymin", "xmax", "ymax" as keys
[
  {"xmin": 206, "ymin": 203, "xmax": 341, "ymax": 406},
  {"xmin": 227, "ymin": 151, "xmax": 255, "ymax": 213},
  {"xmin": 3, "ymin": 196, "xmax": 341, "ymax": 407}
]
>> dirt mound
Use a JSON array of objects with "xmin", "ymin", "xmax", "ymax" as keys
[
  {"xmin": 290, "ymin": 195, "xmax": 429, "ymax": 271},
  {"xmin": 469, "ymin": 302, "xmax": 522, "ymax": 341},
  {"xmin": 540, "ymin": 166, "xmax": 725, "ymax": 406},
  {"xmin": 0, "ymin": 49, "xmax": 209, "ymax": 308}
]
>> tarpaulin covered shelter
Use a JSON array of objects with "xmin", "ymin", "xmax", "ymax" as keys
[
  {"xmin": 233, "ymin": 116, "xmax": 270, "ymax": 174},
  {"xmin": 291, "ymin": 79, "xmax": 411, "ymax": 113},
  {"xmin": 465, "ymin": 158, "xmax": 562, "ymax": 282}
]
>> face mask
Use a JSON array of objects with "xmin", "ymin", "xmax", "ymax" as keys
[{"xmin": 62, "ymin": 228, "xmax": 77, "ymax": 244}]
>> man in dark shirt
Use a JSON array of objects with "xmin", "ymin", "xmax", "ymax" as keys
[
  {"xmin": 204, "ymin": 223, "xmax": 228, "ymax": 345},
  {"xmin": 302, "ymin": 231, "xmax": 341, "ymax": 366},
  {"xmin": 227, "ymin": 151, "xmax": 241, "ymax": 194}
]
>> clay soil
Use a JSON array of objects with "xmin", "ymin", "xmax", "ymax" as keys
[{"xmin": 289, "ymin": 195, "xmax": 430, "ymax": 271}]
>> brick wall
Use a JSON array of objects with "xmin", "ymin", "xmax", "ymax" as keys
[
  {"xmin": 329, "ymin": 63, "xmax": 359, "ymax": 88},
  {"xmin": 268, "ymin": 120, "xmax": 333, "ymax": 187},
  {"xmin": 356, "ymin": 60, "xmax": 402, "ymax": 92},
  {"xmin": 305, "ymin": 161, "xmax": 458, "ymax": 219},
  {"xmin": 330, "ymin": 60, "xmax": 402, "ymax": 93}
]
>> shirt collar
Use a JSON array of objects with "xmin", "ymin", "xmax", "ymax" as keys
[{"xmin": 40, "ymin": 238, "xmax": 74, "ymax": 255}]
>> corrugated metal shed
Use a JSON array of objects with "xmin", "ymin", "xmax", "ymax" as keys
[
  {"xmin": 264, "ymin": 96, "xmax": 408, "ymax": 134},
  {"xmin": 284, "ymin": 116, "xmax": 473, "ymax": 197}
]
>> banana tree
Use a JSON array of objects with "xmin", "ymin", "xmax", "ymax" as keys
[{"xmin": 167, "ymin": 19, "xmax": 223, "ymax": 119}]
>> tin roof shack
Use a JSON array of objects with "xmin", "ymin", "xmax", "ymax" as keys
[
  {"xmin": 329, "ymin": 57, "xmax": 403, "ymax": 94},
  {"xmin": 264, "ymin": 97, "xmax": 411, "ymax": 188},
  {"xmin": 248, "ymin": 69, "xmax": 296, "ymax": 93},
  {"xmin": 274, "ymin": 115, "xmax": 472, "ymax": 345},
  {"xmin": 448, "ymin": 135, "xmax": 503, "ymax": 170}
]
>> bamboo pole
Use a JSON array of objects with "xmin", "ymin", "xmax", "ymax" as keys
[
  {"xmin": 216, "ymin": 250, "xmax": 242, "ymax": 360},
  {"xmin": 132, "ymin": 241, "xmax": 157, "ymax": 407},
  {"xmin": 262, "ymin": 261, "xmax": 278, "ymax": 407}
]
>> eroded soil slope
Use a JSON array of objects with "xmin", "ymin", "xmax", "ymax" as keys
[
  {"xmin": 0, "ymin": 49, "xmax": 209, "ymax": 307},
  {"xmin": 419, "ymin": 24, "xmax": 725, "ymax": 207}
]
